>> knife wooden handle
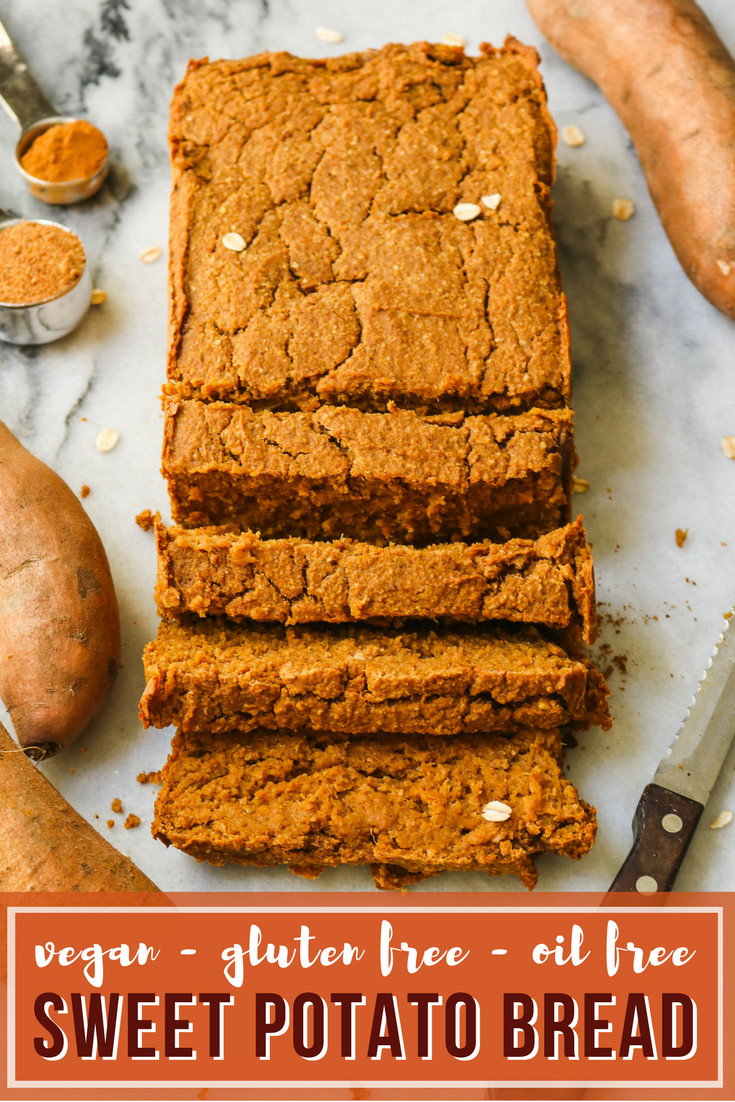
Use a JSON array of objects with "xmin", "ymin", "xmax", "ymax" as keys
[{"xmin": 608, "ymin": 783, "xmax": 704, "ymax": 892}]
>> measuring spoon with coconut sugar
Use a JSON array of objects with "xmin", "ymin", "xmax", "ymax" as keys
[
  {"xmin": 0, "ymin": 208, "xmax": 92, "ymax": 343},
  {"xmin": 0, "ymin": 17, "xmax": 108, "ymax": 204}
]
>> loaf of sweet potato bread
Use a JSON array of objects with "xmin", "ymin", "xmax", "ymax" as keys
[{"xmin": 147, "ymin": 36, "xmax": 607, "ymax": 892}]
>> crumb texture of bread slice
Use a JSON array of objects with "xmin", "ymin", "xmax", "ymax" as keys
[
  {"xmin": 140, "ymin": 619, "xmax": 611, "ymax": 735},
  {"xmin": 167, "ymin": 42, "xmax": 569, "ymax": 415},
  {"xmin": 162, "ymin": 400, "xmax": 573, "ymax": 542},
  {"xmin": 154, "ymin": 516, "xmax": 596, "ymax": 642},
  {"xmin": 153, "ymin": 727, "xmax": 597, "ymax": 890}
]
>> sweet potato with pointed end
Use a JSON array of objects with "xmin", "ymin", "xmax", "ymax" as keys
[
  {"xmin": 526, "ymin": 0, "xmax": 735, "ymax": 319},
  {"xmin": 0, "ymin": 722, "xmax": 157, "ymax": 891},
  {"xmin": 0, "ymin": 422, "xmax": 121, "ymax": 757}
]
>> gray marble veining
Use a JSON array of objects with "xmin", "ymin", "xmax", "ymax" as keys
[{"xmin": 0, "ymin": 0, "xmax": 733, "ymax": 894}]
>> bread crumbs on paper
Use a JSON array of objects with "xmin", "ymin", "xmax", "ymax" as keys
[
  {"xmin": 137, "ymin": 770, "xmax": 162, "ymax": 785},
  {"xmin": 675, "ymin": 528, "xmax": 689, "ymax": 548},
  {"xmin": 106, "ymin": 819, "xmax": 114, "ymax": 828},
  {"xmin": 573, "ymin": 476, "xmax": 590, "ymax": 493},
  {"xmin": 135, "ymin": 508, "xmax": 155, "ymax": 531},
  {"xmin": 80, "ymin": 484, "xmax": 91, "ymax": 498},
  {"xmin": 710, "ymin": 810, "xmax": 733, "ymax": 829},
  {"xmin": 124, "ymin": 814, "xmax": 141, "ymax": 830},
  {"xmin": 111, "ymin": 797, "xmax": 123, "ymax": 814}
]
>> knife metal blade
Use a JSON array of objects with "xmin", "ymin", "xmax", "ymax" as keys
[
  {"xmin": 653, "ymin": 613, "xmax": 735, "ymax": 803},
  {"xmin": 609, "ymin": 611, "xmax": 735, "ymax": 893}
]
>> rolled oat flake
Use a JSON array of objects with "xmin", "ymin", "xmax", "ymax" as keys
[
  {"xmin": 222, "ymin": 232, "xmax": 246, "ymax": 252},
  {"xmin": 482, "ymin": 800, "xmax": 512, "ymax": 822},
  {"xmin": 96, "ymin": 429, "xmax": 120, "ymax": 452},
  {"xmin": 453, "ymin": 203, "xmax": 482, "ymax": 222}
]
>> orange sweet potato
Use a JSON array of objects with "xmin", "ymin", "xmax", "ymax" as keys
[
  {"xmin": 0, "ymin": 721, "xmax": 157, "ymax": 891},
  {"xmin": 526, "ymin": 0, "xmax": 735, "ymax": 319},
  {"xmin": 0, "ymin": 422, "xmax": 121, "ymax": 756}
]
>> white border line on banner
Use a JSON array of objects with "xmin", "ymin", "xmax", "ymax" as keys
[{"xmin": 6, "ymin": 905, "xmax": 724, "ymax": 1090}]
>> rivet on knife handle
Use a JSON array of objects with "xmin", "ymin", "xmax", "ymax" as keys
[{"xmin": 608, "ymin": 783, "xmax": 704, "ymax": 893}]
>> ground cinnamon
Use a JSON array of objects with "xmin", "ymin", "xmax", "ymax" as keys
[
  {"xmin": 0, "ymin": 221, "xmax": 85, "ymax": 305},
  {"xmin": 20, "ymin": 120, "xmax": 107, "ymax": 183}
]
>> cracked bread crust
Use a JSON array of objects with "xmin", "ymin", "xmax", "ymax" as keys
[
  {"xmin": 167, "ymin": 40, "xmax": 570, "ymax": 413},
  {"xmin": 152, "ymin": 728, "xmax": 597, "ymax": 890},
  {"xmin": 162, "ymin": 399, "xmax": 573, "ymax": 542},
  {"xmin": 139, "ymin": 619, "xmax": 611, "ymax": 735},
  {"xmin": 155, "ymin": 516, "xmax": 596, "ymax": 642}
]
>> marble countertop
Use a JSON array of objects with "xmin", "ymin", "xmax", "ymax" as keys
[{"xmin": 0, "ymin": 0, "xmax": 734, "ymax": 896}]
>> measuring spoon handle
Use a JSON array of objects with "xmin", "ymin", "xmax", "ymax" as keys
[{"xmin": 0, "ymin": 17, "xmax": 56, "ymax": 132}]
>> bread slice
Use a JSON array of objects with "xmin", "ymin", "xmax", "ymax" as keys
[
  {"xmin": 152, "ymin": 727, "xmax": 597, "ymax": 890},
  {"xmin": 162, "ymin": 400, "xmax": 573, "ymax": 542},
  {"xmin": 155, "ymin": 516, "xmax": 596, "ymax": 642},
  {"xmin": 140, "ymin": 619, "xmax": 610, "ymax": 735}
]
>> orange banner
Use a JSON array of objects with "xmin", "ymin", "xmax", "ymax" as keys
[{"xmin": 0, "ymin": 892, "xmax": 732, "ymax": 1100}]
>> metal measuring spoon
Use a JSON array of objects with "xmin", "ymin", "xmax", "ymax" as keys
[
  {"xmin": 0, "ymin": 18, "xmax": 108, "ymax": 204},
  {"xmin": 0, "ymin": 209, "xmax": 92, "ymax": 344}
]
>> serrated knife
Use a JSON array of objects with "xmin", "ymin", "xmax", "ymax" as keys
[{"xmin": 609, "ymin": 612, "xmax": 735, "ymax": 892}]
